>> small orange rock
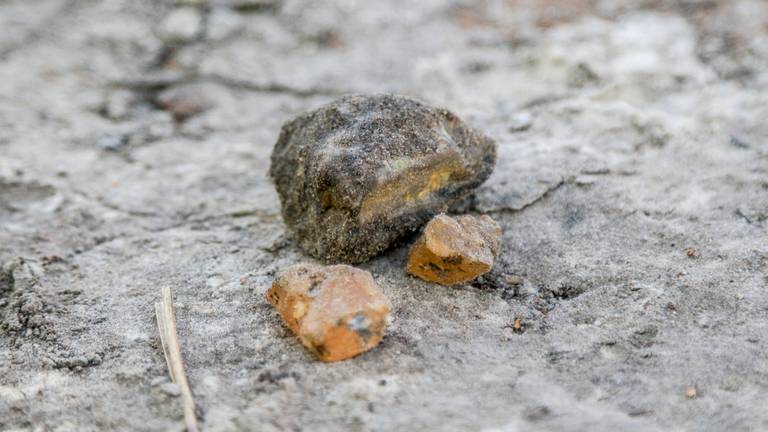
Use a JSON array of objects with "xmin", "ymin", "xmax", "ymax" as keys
[
  {"xmin": 267, "ymin": 264, "xmax": 390, "ymax": 362},
  {"xmin": 513, "ymin": 318, "xmax": 523, "ymax": 333},
  {"xmin": 685, "ymin": 385, "xmax": 698, "ymax": 399},
  {"xmin": 406, "ymin": 214, "xmax": 502, "ymax": 286}
]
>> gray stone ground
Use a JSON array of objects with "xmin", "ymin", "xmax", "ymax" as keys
[{"xmin": 1, "ymin": 0, "xmax": 767, "ymax": 431}]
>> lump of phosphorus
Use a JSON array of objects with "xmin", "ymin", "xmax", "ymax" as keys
[
  {"xmin": 406, "ymin": 214, "xmax": 502, "ymax": 286},
  {"xmin": 269, "ymin": 94, "xmax": 496, "ymax": 263},
  {"xmin": 266, "ymin": 264, "xmax": 391, "ymax": 362}
]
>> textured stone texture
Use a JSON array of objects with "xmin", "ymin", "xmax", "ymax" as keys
[
  {"xmin": 1, "ymin": 1, "xmax": 767, "ymax": 431},
  {"xmin": 269, "ymin": 94, "xmax": 496, "ymax": 263},
  {"xmin": 267, "ymin": 264, "xmax": 390, "ymax": 362},
  {"xmin": 407, "ymin": 214, "xmax": 501, "ymax": 285}
]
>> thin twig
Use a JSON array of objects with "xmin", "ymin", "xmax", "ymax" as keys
[{"xmin": 155, "ymin": 286, "xmax": 199, "ymax": 432}]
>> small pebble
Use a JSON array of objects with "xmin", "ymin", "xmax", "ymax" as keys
[
  {"xmin": 406, "ymin": 213, "xmax": 502, "ymax": 285},
  {"xmin": 686, "ymin": 386, "xmax": 697, "ymax": 399},
  {"xmin": 508, "ymin": 111, "xmax": 533, "ymax": 132},
  {"xmin": 159, "ymin": 382, "xmax": 182, "ymax": 397},
  {"xmin": 267, "ymin": 264, "xmax": 391, "ymax": 362},
  {"xmin": 157, "ymin": 7, "xmax": 203, "ymax": 43},
  {"xmin": 150, "ymin": 376, "xmax": 169, "ymax": 386},
  {"xmin": 697, "ymin": 315, "xmax": 713, "ymax": 329},
  {"xmin": 512, "ymin": 318, "xmax": 523, "ymax": 333},
  {"xmin": 155, "ymin": 85, "xmax": 210, "ymax": 121},
  {"xmin": 96, "ymin": 135, "xmax": 127, "ymax": 151}
]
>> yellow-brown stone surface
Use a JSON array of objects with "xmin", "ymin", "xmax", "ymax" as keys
[
  {"xmin": 266, "ymin": 264, "xmax": 391, "ymax": 362},
  {"xmin": 407, "ymin": 214, "xmax": 502, "ymax": 286}
]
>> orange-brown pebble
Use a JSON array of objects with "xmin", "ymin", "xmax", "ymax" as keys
[
  {"xmin": 686, "ymin": 386, "xmax": 698, "ymax": 399},
  {"xmin": 406, "ymin": 214, "xmax": 502, "ymax": 286},
  {"xmin": 266, "ymin": 264, "xmax": 391, "ymax": 362}
]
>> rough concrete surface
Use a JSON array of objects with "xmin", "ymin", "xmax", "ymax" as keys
[{"xmin": 0, "ymin": 1, "xmax": 766, "ymax": 431}]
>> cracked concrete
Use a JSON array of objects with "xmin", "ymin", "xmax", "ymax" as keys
[{"xmin": 1, "ymin": 0, "xmax": 767, "ymax": 431}]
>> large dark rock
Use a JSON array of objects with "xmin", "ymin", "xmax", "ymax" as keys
[{"xmin": 269, "ymin": 94, "xmax": 496, "ymax": 263}]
